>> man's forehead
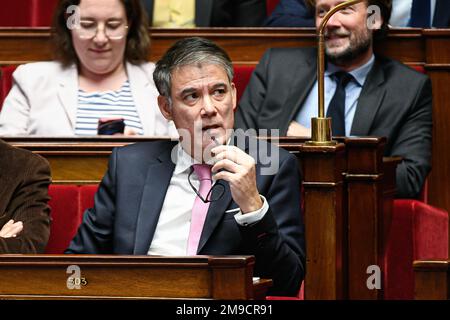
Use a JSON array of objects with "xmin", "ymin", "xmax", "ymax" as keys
[
  {"xmin": 172, "ymin": 63, "xmax": 227, "ymax": 75},
  {"xmin": 171, "ymin": 64, "xmax": 229, "ymax": 87}
]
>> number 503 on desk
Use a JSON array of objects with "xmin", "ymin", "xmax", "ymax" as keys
[{"xmin": 66, "ymin": 265, "xmax": 88, "ymax": 289}]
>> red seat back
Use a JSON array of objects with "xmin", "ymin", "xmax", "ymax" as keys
[
  {"xmin": 412, "ymin": 65, "xmax": 425, "ymax": 74},
  {"xmin": 266, "ymin": 0, "xmax": 280, "ymax": 16},
  {"xmin": 385, "ymin": 200, "xmax": 449, "ymax": 299},
  {"xmin": 46, "ymin": 185, "xmax": 83, "ymax": 254},
  {"xmin": 45, "ymin": 184, "xmax": 98, "ymax": 254},
  {"xmin": 0, "ymin": 0, "xmax": 58, "ymax": 26},
  {"xmin": 233, "ymin": 65, "xmax": 255, "ymax": 103},
  {"xmin": 0, "ymin": 65, "xmax": 17, "ymax": 110}
]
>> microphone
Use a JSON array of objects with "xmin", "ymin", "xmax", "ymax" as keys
[{"xmin": 307, "ymin": 0, "xmax": 364, "ymax": 146}]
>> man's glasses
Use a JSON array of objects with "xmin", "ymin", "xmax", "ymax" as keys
[
  {"xmin": 188, "ymin": 167, "xmax": 225, "ymax": 203},
  {"xmin": 74, "ymin": 21, "xmax": 128, "ymax": 40}
]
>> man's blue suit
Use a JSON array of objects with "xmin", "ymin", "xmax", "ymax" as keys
[
  {"xmin": 66, "ymin": 137, "xmax": 305, "ymax": 296},
  {"xmin": 265, "ymin": 0, "xmax": 450, "ymax": 27}
]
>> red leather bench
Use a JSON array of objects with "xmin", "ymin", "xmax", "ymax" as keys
[
  {"xmin": 46, "ymin": 184, "xmax": 97, "ymax": 254},
  {"xmin": 0, "ymin": 0, "xmax": 58, "ymax": 27}
]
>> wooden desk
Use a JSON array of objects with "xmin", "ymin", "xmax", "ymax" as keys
[
  {"xmin": 0, "ymin": 255, "xmax": 270, "ymax": 300},
  {"xmin": 6, "ymin": 136, "xmax": 395, "ymax": 300},
  {"xmin": 414, "ymin": 260, "xmax": 450, "ymax": 300}
]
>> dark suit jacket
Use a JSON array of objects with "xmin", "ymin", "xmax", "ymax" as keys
[
  {"xmin": 66, "ymin": 137, "xmax": 305, "ymax": 296},
  {"xmin": 433, "ymin": 0, "xmax": 450, "ymax": 27},
  {"xmin": 265, "ymin": 0, "xmax": 314, "ymax": 27},
  {"xmin": 265, "ymin": 0, "xmax": 450, "ymax": 27},
  {"xmin": 0, "ymin": 139, "xmax": 51, "ymax": 253},
  {"xmin": 142, "ymin": 0, "xmax": 266, "ymax": 27},
  {"xmin": 235, "ymin": 48, "xmax": 432, "ymax": 199}
]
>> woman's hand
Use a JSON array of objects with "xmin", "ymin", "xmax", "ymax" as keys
[{"xmin": 0, "ymin": 220, "xmax": 23, "ymax": 238}]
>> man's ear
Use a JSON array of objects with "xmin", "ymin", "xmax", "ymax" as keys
[
  {"xmin": 157, "ymin": 95, "xmax": 173, "ymax": 121},
  {"xmin": 231, "ymin": 82, "xmax": 237, "ymax": 112}
]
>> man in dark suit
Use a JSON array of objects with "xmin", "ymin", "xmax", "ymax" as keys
[
  {"xmin": 236, "ymin": 0, "xmax": 432, "ymax": 199},
  {"xmin": 266, "ymin": 0, "xmax": 450, "ymax": 27},
  {"xmin": 66, "ymin": 37, "xmax": 305, "ymax": 296},
  {"xmin": 142, "ymin": 0, "xmax": 266, "ymax": 27},
  {"xmin": 0, "ymin": 139, "xmax": 51, "ymax": 253}
]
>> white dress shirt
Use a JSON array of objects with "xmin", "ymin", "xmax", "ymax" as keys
[
  {"xmin": 295, "ymin": 55, "xmax": 375, "ymax": 136},
  {"xmin": 147, "ymin": 143, "xmax": 269, "ymax": 256},
  {"xmin": 390, "ymin": 0, "xmax": 436, "ymax": 27}
]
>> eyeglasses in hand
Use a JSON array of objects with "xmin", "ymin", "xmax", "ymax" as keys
[{"xmin": 188, "ymin": 167, "xmax": 225, "ymax": 203}]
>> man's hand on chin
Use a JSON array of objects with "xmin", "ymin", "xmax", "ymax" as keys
[
  {"xmin": 211, "ymin": 145, "xmax": 263, "ymax": 214},
  {"xmin": 0, "ymin": 219, "xmax": 23, "ymax": 238}
]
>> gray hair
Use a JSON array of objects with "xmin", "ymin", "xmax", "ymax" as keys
[{"xmin": 153, "ymin": 37, "xmax": 234, "ymax": 104}]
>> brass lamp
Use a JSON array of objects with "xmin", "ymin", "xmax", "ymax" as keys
[{"xmin": 307, "ymin": 0, "xmax": 364, "ymax": 146}]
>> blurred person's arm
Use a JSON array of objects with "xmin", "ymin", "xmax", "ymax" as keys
[{"xmin": 0, "ymin": 150, "xmax": 51, "ymax": 253}]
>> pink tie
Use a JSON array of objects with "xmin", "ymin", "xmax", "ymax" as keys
[{"xmin": 187, "ymin": 164, "xmax": 212, "ymax": 255}]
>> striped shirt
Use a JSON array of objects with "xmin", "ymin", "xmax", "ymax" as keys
[{"xmin": 75, "ymin": 80, "xmax": 144, "ymax": 136}]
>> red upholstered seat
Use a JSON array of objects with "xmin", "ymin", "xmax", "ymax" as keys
[
  {"xmin": 46, "ymin": 185, "xmax": 83, "ymax": 254},
  {"xmin": 385, "ymin": 200, "xmax": 448, "ymax": 299},
  {"xmin": 0, "ymin": 65, "xmax": 17, "ymax": 111},
  {"xmin": 45, "ymin": 184, "xmax": 99, "ymax": 254},
  {"xmin": 266, "ymin": 283, "xmax": 304, "ymax": 300},
  {"xmin": 412, "ymin": 65, "xmax": 426, "ymax": 74},
  {"xmin": 0, "ymin": 0, "xmax": 58, "ymax": 26},
  {"xmin": 266, "ymin": 0, "xmax": 280, "ymax": 16},
  {"xmin": 233, "ymin": 65, "xmax": 255, "ymax": 103}
]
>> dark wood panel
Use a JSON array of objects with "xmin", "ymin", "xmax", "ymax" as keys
[
  {"xmin": 0, "ymin": 27, "xmax": 425, "ymax": 65},
  {"xmin": 0, "ymin": 255, "xmax": 269, "ymax": 300},
  {"xmin": 414, "ymin": 260, "xmax": 449, "ymax": 300},
  {"xmin": 428, "ymin": 69, "xmax": 450, "ymax": 218},
  {"xmin": 425, "ymin": 30, "xmax": 450, "ymax": 63},
  {"xmin": 301, "ymin": 143, "xmax": 347, "ymax": 300},
  {"xmin": 423, "ymin": 32, "xmax": 450, "ymax": 243}
]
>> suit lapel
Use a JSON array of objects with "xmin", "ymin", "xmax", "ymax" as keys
[
  {"xmin": 195, "ymin": 0, "xmax": 213, "ymax": 27},
  {"xmin": 350, "ymin": 59, "xmax": 386, "ymax": 136},
  {"xmin": 57, "ymin": 64, "xmax": 78, "ymax": 130},
  {"xmin": 133, "ymin": 146, "xmax": 176, "ymax": 254},
  {"xmin": 278, "ymin": 55, "xmax": 317, "ymax": 135},
  {"xmin": 433, "ymin": 0, "xmax": 450, "ymax": 27}
]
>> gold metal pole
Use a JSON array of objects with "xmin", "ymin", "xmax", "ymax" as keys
[{"xmin": 307, "ymin": 0, "xmax": 364, "ymax": 146}]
